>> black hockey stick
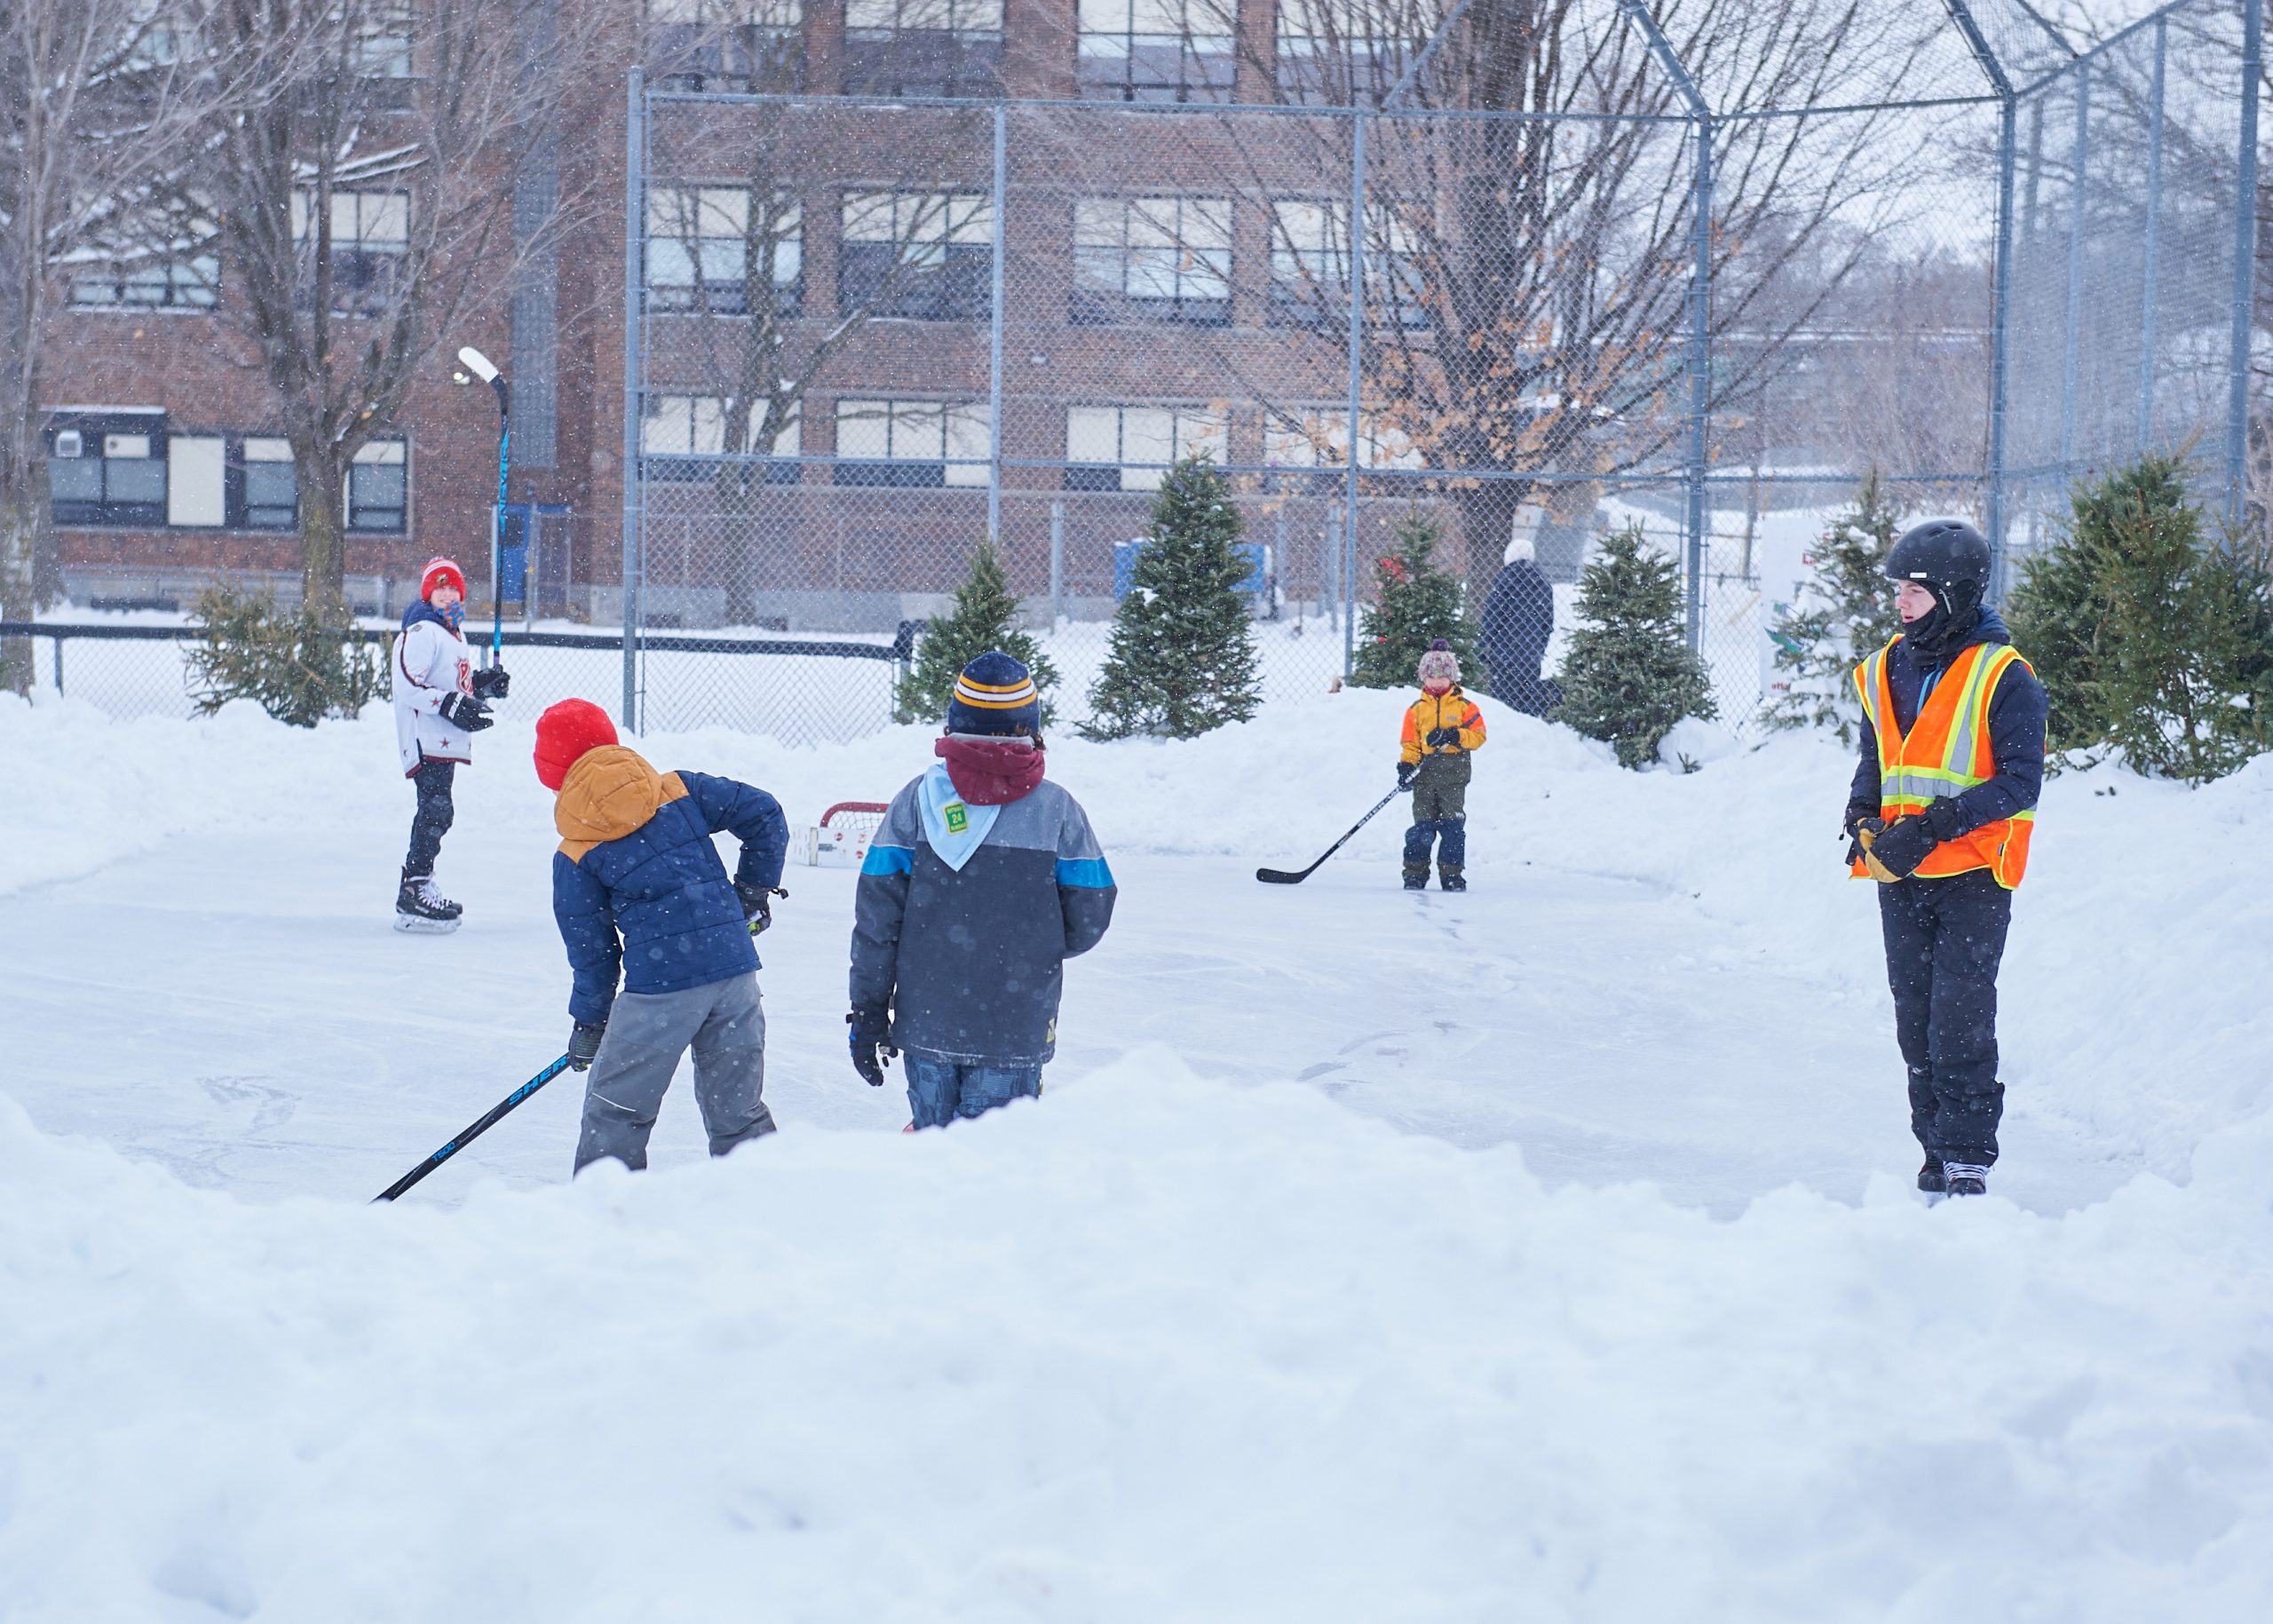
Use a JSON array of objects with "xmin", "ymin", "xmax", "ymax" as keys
[
  {"xmin": 1256, "ymin": 757, "xmax": 1442, "ymax": 884},
  {"xmin": 373, "ymin": 1054, "xmax": 573, "ymax": 1203}
]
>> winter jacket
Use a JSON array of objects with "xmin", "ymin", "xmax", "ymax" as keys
[
  {"xmin": 550, "ymin": 746, "xmax": 789, "ymax": 1026},
  {"xmin": 1400, "ymin": 687, "xmax": 1487, "ymax": 766},
  {"xmin": 1479, "ymin": 560, "xmax": 1554, "ymax": 685},
  {"xmin": 851, "ymin": 766, "xmax": 1115, "ymax": 1066},
  {"xmin": 392, "ymin": 602, "xmax": 474, "ymax": 775},
  {"xmin": 1846, "ymin": 608, "xmax": 2047, "ymax": 843}
]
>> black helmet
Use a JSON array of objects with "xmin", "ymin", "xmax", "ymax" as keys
[{"xmin": 1883, "ymin": 519, "xmax": 1992, "ymax": 614}]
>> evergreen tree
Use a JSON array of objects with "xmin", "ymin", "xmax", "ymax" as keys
[
  {"xmin": 1082, "ymin": 453, "xmax": 1262, "ymax": 740},
  {"xmin": 2008, "ymin": 455, "xmax": 2273, "ymax": 781},
  {"xmin": 1349, "ymin": 511, "xmax": 1477, "ymax": 690},
  {"xmin": 1762, "ymin": 471, "xmax": 1906, "ymax": 741},
  {"xmin": 893, "ymin": 540, "xmax": 1058, "ymax": 726},
  {"xmin": 1552, "ymin": 522, "xmax": 1716, "ymax": 768}
]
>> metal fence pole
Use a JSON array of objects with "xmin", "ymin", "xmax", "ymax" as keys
[
  {"xmin": 1340, "ymin": 109, "xmax": 1367, "ymax": 678},
  {"xmin": 2059, "ymin": 65, "xmax": 2091, "ymax": 469},
  {"xmin": 987, "ymin": 102, "xmax": 1007, "ymax": 543},
  {"xmin": 1049, "ymin": 499, "xmax": 1065, "ymax": 623},
  {"xmin": 619, "ymin": 69, "xmax": 646, "ymax": 733},
  {"xmin": 2138, "ymin": 17, "xmax": 2167, "ymax": 452},
  {"xmin": 2229, "ymin": 0, "xmax": 2265, "ymax": 525},
  {"xmin": 1947, "ymin": 1, "xmax": 2017, "ymax": 596}
]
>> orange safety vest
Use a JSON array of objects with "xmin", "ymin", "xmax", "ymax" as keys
[{"xmin": 1850, "ymin": 638, "xmax": 2036, "ymax": 889}]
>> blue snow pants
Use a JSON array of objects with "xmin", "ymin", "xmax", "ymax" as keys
[{"xmin": 903, "ymin": 1055, "xmax": 1042, "ymax": 1129}]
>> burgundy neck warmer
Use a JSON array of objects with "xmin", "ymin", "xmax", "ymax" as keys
[{"xmin": 935, "ymin": 734, "xmax": 1045, "ymax": 805}]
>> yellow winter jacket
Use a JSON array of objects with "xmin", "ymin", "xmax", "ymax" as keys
[{"xmin": 1400, "ymin": 686, "xmax": 1487, "ymax": 764}]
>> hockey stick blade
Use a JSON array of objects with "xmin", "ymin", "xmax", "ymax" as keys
[{"xmin": 1255, "ymin": 866, "xmax": 1314, "ymax": 884}]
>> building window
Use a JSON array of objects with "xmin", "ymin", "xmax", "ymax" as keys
[
  {"xmin": 349, "ymin": 440, "xmax": 408, "ymax": 532},
  {"xmin": 834, "ymin": 399, "xmax": 988, "ymax": 487},
  {"xmin": 838, "ymin": 191, "xmax": 991, "ymax": 321},
  {"xmin": 1073, "ymin": 196, "xmax": 1232, "ymax": 326},
  {"xmin": 648, "ymin": 0, "xmax": 803, "ymax": 91},
  {"xmin": 1276, "ymin": 0, "xmax": 1414, "ymax": 104},
  {"xmin": 640, "ymin": 393, "xmax": 800, "ymax": 481},
  {"xmin": 68, "ymin": 252, "xmax": 219, "ymax": 311},
  {"xmin": 1264, "ymin": 407, "xmax": 1420, "ymax": 488},
  {"xmin": 1065, "ymin": 405, "xmax": 1227, "ymax": 490},
  {"xmin": 349, "ymin": 9, "xmax": 415, "ymax": 77},
  {"xmin": 45, "ymin": 418, "xmax": 169, "ymax": 527},
  {"xmin": 240, "ymin": 438, "xmax": 300, "ymax": 529},
  {"xmin": 843, "ymin": 0, "xmax": 1003, "ymax": 96},
  {"xmin": 646, "ymin": 186, "xmax": 803, "ymax": 316},
  {"xmin": 1076, "ymin": 0, "xmax": 1235, "ymax": 103},
  {"xmin": 292, "ymin": 188, "xmax": 408, "ymax": 315},
  {"xmin": 1268, "ymin": 198, "xmax": 1425, "ymax": 327}
]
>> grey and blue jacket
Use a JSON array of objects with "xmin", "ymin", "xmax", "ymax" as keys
[{"xmin": 850, "ymin": 768, "xmax": 1116, "ymax": 1066}]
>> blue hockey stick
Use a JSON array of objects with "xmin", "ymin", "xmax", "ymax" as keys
[{"xmin": 374, "ymin": 1054, "xmax": 572, "ymax": 1203}]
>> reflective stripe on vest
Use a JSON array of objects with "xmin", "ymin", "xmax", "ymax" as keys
[{"xmin": 1851, "ymin": 638, "xmax": 2036, "ymax": 889}]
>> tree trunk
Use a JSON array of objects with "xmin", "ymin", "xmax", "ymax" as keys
[
  {"xmin": 1, "ymin": 487, "xmax": 39, "ymax": 696},
  {"xmin": 298, "ymin": 445, "xmax": 350, "ymax": 620},
  {"xmin": 1453, "ymin": 479, "xmax": 1531, "ymax": 602},
  {"xmin": 716, "ymin": 464, "xmax": 762, "ymax": 627}
]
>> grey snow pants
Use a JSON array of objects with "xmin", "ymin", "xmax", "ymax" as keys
[{"xmin": 573, "ymin": 971, "xmax": 775, "ymax": 1173}]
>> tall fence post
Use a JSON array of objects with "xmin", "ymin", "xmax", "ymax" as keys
[
  {"xmin": 2059, "ymin": 65, "xmax": 2091, "ymax": 469},
  {"xmin": 1048, "ymin": 499, "xmax": 1065, "ymax": 624},
  {"xmin": 620, "ymin": 68, "xmax": 646, "ymax": 733},
  {"xmin": 1340, "ymin": 109, "xmax": 1367, "ymax": 678},
  {"xmin": 2229, "ymin": 0, "xmax": 2265, "ymax": 525},
  {"xmin": 2137, "ymin": 17, "xmax": 2167, "ymax": 452},
  {"xmin": 1947, "ymin": 1, "xmax": 2016, "ymax": 598},
  {"xmin": 987, "ymin": 102, "xmax": 1007, "ymax": 544}
]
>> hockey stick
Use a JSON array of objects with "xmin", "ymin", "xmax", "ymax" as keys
[
  {"xmin": 373, "ymin": 1054, "xmax": 572, "ymax": 1203},
  {"xmin": 455, "ymin": 345, "xmax": 511, "ymax": 669},
  {"xmin": 1256, "ymin": 756, "xmax": 1444, "ymax": 885}
]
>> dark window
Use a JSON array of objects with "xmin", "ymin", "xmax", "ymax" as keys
[
  {"xmin": 838, "ymin": 191, "xmax": 991, "ymax": 321},
  {"xmin": 1276, "ymin": 1, "xmax": 1413, "ymax": 105},
  {"xmin": 45, "ymin": 417, "xmax": 168, "ymax": 527},
  {"xmin": 1072, "ymin": 196, "xmax": 1232, "ymax": 327},
  {"xmin": 648, "ymin": 1, "xmax": 804, "ymax": 91},
  {"xmin": 1075, "ymin": 0, "xmax": 1234, "ymax": 103},
  {"xmin": 294, "ymin": 188, "xmax": 408, "ymax": 316},
  {"xmin": 1062, "ymin": 464, "xmax": 1122, "ymax": 492},
  {"xmin": 842, "ymin": 0, "xmax": 1003, "ymax": 96},
  {"xmin": 238, "ymin": 439, "xmax": 300, "ymax": 529},
  {"xmin": 349, "ymin": 440, "xmax": 408, "ymax": 533}
]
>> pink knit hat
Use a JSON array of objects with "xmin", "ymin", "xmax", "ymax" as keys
[{"xmin": 1416, "ymin": 638, "xmax": 1461, "ymax": 685}]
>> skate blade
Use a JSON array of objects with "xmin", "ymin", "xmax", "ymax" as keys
[{"xmin": 393, "ymin": 914, "xmax": 462, "ymax": 935}]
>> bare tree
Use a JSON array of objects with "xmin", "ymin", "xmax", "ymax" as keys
[
  {"xmin": 164, "ymin": 0, "xmax": 610, "ymax": 618},
  {"xmin": 0, "ymin": 0, "xmax": 216, "ymax": 691}
]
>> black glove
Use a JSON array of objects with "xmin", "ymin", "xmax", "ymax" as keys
[
  {"xmin": 471, "ymin": 664, "xmax": 511, "ymax": 701},
  {"xmin": 1841, "ymin": 800, "xmax": 1879, "ymax": 842},
  {"xmin": 737, "ymin": 880, "xmax": 784, "ymax": 934},
  {"xmin": 1863, "ymin": 814, "xmax": 1939, "ymax": 880},
  {"xmin": 1396, "ymin": 760, "xmax": 1419, "ymax": 791},
  {"xmin": 848, "ymin": 1010, "xmax": 894, "ymax": 1088},
  {"xmin": 567, "ymin": 1021, "xmax": 606, "ymax": 1072},
  {"xmin": 1425, "ymin": 727, "xmax": 1460, "ymax": 749},
  {"xmin": 439, "ymin": 692, "xmax": 493, "ymax": 732}
]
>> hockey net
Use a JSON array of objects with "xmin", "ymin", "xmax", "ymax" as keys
[{"xmin": 796, "ymin": 801, "xmax": 889, "ymax": 867}]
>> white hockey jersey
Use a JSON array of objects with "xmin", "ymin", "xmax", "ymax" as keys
[{"xmin": 392, "ymin": 605, "xmax": 475, "ymax": 775}]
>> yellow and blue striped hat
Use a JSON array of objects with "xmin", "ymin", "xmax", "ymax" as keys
[{"xmin": 946, "ymin": 650, "xmax": 1041, "ymax": 736}]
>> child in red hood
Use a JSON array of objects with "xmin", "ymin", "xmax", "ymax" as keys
[{"xmin": 848, "ymin": 652, "xmax": 1116, "ymax": 1127}]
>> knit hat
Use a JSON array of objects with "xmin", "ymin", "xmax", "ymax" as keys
[
  {"xmin": 946, "ymin": 650, "xmax": 1041, "ymax": 737},
  {"xmin": 421, "ymin": 557, "xmax": 466, "ymax": 601},
  {"xmin": 1417, "ymin": 638, "xmax": 1461, "ymax": 686},
  {"xmin": 534, "ymin": 698, "xmax": 620, "ymax": 790}
]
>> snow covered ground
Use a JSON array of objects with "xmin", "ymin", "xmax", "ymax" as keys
[{"xmin": 3, "ymin": 687, "xmax": 2270, "ymax": 1619}]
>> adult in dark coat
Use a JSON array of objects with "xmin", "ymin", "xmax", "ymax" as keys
[{"xmin": 1479, "ymin": 535, "xmax": 1558, "ymax": 714}]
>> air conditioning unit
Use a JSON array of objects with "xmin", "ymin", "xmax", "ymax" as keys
[{"xmin": 53, "ymin": 429, "xmax": 83, "ymax": 458}]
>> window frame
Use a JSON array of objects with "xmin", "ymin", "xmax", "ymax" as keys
[
  {"xmin": 841, "ymin": 0, "xmax": 1005, "ymax": 96},
  {"xmin": 1064, "ymin": 403, "xmax": 1229, "ymax": 491},
  {"xmin": 639, "ymin": 392, "xmax": 802, "ymax": 482},
  {"xmin": 647, "ymin": 0, "xmax": 804, "ymax": 92},
  {"xmin": 645, "ymin": 184, "xmax": 804, "ymax": 317},
  {"xmin": 44, "ymin": 414, "xmax": 170, "ymax": 529},
  {"xmin": 837, "ymin": 189, "xmax": 993, "ymax": 322},
  {"xmin": 291, "ymin": 186, "xmax": 411, "ymax": 315},
  {"xmin": 1071, "ymin": 194, "xmax": 1234, "ymax": 327},
  {"xmin": 1074, "ymin": 0, "xmax": 1236, "ymax": 103},
  {"xmin": 347, "ymin": 438, "xmax": 409, "ymax": 534},
  {"xmin": 832, "ymin": 397, "xmax": 989, "ymax": 487},
  {"xmin": 1268, "ymin": 196, "xmax": 1427, "ymax": 329}
]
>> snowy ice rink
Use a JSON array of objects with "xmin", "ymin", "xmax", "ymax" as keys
[{"xmin": 4, "ymin": 687, "xmax": 2270, "ymax": 1618}]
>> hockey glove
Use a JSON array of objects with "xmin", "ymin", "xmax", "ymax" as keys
[
  {"xmin": 737, "ymin": 880, "xmax": 786, "ymax": 935},
  {"xmin": 1425, "ymin": 727, "xmax": 1461, "ymax": 749},
  {"xmin": 567, "ymin": 1021, "xmax": 606, "ymax": 1072},
  {"xmin": 1396, "ymin": 760, "xmax": 1419, "ymax": 792},
  {"xmin": 439, "ymin": 692, "xmax": 494, "ymax": 733},
  {"xmin": 847, "ymin": 1011, "xmax": 895, "ymax": 1088},
  {"xmin": 471, "ymin": 664, "xmax": 511, "ymax": 701},
  {"xmin": 1860, "ymin": 814, "xmax": 1938, "ymax": 882}
]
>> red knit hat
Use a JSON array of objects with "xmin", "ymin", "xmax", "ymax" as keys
[
  {"xmin": 534, "ymin": 699, "xmax": 619, "ymax": 790},
  {"xmin": 421, "ymin": 557, "xmax": 466, "ymax": 601}
]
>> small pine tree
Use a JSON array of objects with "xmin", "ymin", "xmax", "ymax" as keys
[
  {"xmin": 186, "ymin": 581, "xmax": 388, "ymax": 727},
  {"xmin": 1348, "ymin": 511, "xmax": 1477, "ymax": 690},
  {"xmin": 1552, "ymin": 522, "xmax": 1716, "ymax": 769},
  {"xmin": 893, "ymin": 540, "xmax": 1058, "ymax": 726},
  {"xmin": 2008, "ymin": 455, "xmax": 2273, "ymax": 782},
  {"xmin": 1082, "ymin": 452, "xmax": 1262, "ymax": 740},
  {"xmin": 1762, "ymin": 471, "xmax": 1907, "ymax": 741}
]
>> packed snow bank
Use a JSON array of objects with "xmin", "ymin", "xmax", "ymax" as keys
[{"xmin": 3, "ymin": 1052, "xmax": 2270, "ymax": 1622}]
